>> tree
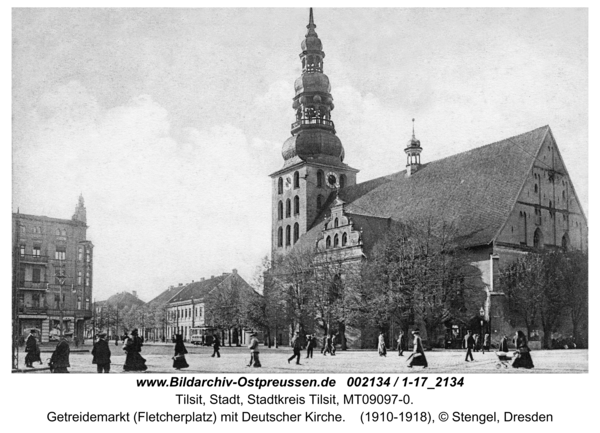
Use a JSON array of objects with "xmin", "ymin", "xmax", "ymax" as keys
[
  {"xmin": 205, "ymin": 275, "xmax": 247, "ymax": 346},
  {"xmin": 565, "ymin": 250, "xmax": 588, "ymax": 348}
]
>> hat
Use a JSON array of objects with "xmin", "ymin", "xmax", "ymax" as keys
[
  {"xmin": 97, "ymin": 332, "xmax": 107, "ymax": 338},
  {"xmin": 131, "ymin": 329, "xmax": 139, "ymax": 335},
  {"xmin": 29, "ymin": 329, "xmax": 36, "ymax": 334},
  {"xmin": 250, "ymin": 332, "xmax": 257, "ymax": 336},
  {"xmin": 64, "ymin": 331, "xmax": 74, "ymax": 337},
  {"xmin": 412, "ymin": 329, "xmax": 420, "ymax": 335}
]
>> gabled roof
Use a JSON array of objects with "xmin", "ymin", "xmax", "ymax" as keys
[
  {"xmin": 294, "ymin": 125, "xmax": 550, "ymax": 254},
  {"xmin": 147, "ymin": 285, "xmax": 185, "ymax": 306},
  {"xmin": 167, "ymin": 274, "xmax": 231, "ymax": 304}
]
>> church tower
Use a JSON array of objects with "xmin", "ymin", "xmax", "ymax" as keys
[
  {"xmin": 270, "ymin": 9, "xmax": 358, "ymax": 261},
  {"xmin": 405, "ymin": 118, "xmax": 422, "ymax": 177},
  {"xmin": 72, "ymin": 193, "xmax": 87, "ymax": 224}
]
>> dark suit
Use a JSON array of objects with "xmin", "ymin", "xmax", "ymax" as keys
[
  {"xmin": 288, "ymin": 336, "xmax": 302, "ymax": 364},
  {"xmin": 92, "ymin": 338, "xmax": 112, "ymax": 373},
  {"xmin": 465, "ymin": 334, "xmax": 475, "ymax": 362}
]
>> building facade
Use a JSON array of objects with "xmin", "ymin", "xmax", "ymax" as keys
[
  {"xmin": 270, "ymin": 10, "xmax": 588, "ymax": 348},
  {"xmin": 12, "ymin": 195, "xmax": 94, "ymax": 343}
]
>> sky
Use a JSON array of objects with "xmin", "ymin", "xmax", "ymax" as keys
[{"xmin": 11, "ymin": 8, "xmax": 588, "ymax": 302}]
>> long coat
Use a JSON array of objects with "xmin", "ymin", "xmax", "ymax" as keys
[
  {"xmin": 123, "ymin": 335, "xmax": 147, "ymax": 371},
  {"xmin": 408, "ymin": 335, "xmax": 428, "ymax": 367},
  {"xmin": 25, "ymin": 334, "xmax": 41, "ymax": 364},
  {"xmin": 50, "ymin": 339, "xmax": 71, "ymax": 370},
  {"xmin": 512, "ymin": 337, "xmax": 534, "ymax": 369},
  {"xmin": 92, "ymin": 339, "xmax": 112, "ymax": 365}
]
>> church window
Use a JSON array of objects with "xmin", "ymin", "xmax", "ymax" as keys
[
  {"xmin": 294, "ymin": 171, "xmax": 300, "ymax": 189},
  {"xmin": 562, "ymin": 190, "xmax": 566, "ymax": 200},
  {"xmin": 278, "ymin": 227, "xmax": 283, "ymax": 247},
  {"xmin": 340, "ymin": 174, "xmax": 346, "ymax": 188},
  {"xmin": 294, "ymin": 223, "xmax": 299, "ymax": 243},
  {"xmin": 317, "ymin": 170, "xmax": 323, "ymax": 187},
  {"xmin": 334, "ymin": 234, "xmax": 339, "ymax": 247},
  {"xmin": 286, "ymin": 199, "xmax": 291, "ymax": 218},
  {"xmin": 278, "ymin": 201, "xmax": 283, "ymax": 220},
  {"xmin": 294, "ymin": 196, "xmax": 300, "ymax": 215},
  {"xmin": 317, "ymin": 195, "xmax": 323, "ymax": 210},
  {"xmin": 278, "ymin": 177, "xmax": 283, "ymax": 194},
  {"xmin": 533, "ymin": 228, "xmax": 543, "ymax": 249},
  {"xmin": 534, "ymin": 184, "xmax": 538, "ymax": 193},
  {"xmin": 342, "ymin": 233, "xmax": 348, "ymax": 246},
  {"xmin": 326, "ymin": 236, "xmax": 331, "ymax": 248},
  {"xmin": 334, "ymin": 218, "xmax": 339, "ymax": 228},
  {"xmin": 286, "ymin": 225, "xmax": 291, "ymax": 246}
]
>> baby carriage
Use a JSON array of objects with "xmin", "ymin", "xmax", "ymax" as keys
[{"xmin": 495, "ymin": 351, "xmax": 513, "ymax": 368}]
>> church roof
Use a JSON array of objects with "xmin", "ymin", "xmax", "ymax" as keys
[{"xmin": 296, "ymin": 125, "xmax": 551, "ymax": 254}]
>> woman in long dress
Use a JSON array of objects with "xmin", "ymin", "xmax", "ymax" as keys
[
  {"xmin": 512, "ymin": 330, "xmax": 534, "ymax": 369},
  {"xmin": 407, "ymin": 329, "xmax": 428, "ymax": 368},
  {"xmin": 123, "ymin": 329, "xmax": 148, "ymax": 372},
  {"xmin": 172, "ymin": 334, "xmax": 189, "ymax": 370},
  {"xmin": 378, "ymin": 332, "xmax": 387, "ymax": 357}
]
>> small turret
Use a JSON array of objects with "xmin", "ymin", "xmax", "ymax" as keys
[
  {"xmin": 72, "ymin": 194, "xmax": 87, "ymax": 224},
  {"xmin": 405, "ymin": 119, "xmax": 423, "ymax": 177}
]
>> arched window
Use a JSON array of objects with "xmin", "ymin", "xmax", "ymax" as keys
[
  {"xmin": 534, "ymin": 184, "xmax": 538, "ymax": 193},
  {"xmin": 326, "ymin": 236, "xmax": 331, "ymax": 248},
  {"xmin": 317, "ymin": 170, "xmax": 323, "ymax": 188},
  {"xmin": 286, "ymin": 225, "xmax": 291, "ymax": 246},
  {"xmin": 294, "ymin": 196, "xmax": 300, "ymax": 215},
  {"xmin": 294, "ymin": 171, "xmax": 300, "ymax": 189},
  {"xmin": 278, "ymin": 201, "xmax": 283, "ymax": 220},
  {"xmin": 286, "ymin": 199, "xmax": 291, "ymax": 218},
  {"xmin": 334, "ymin": 234, "xmax": 339, "ymax": 247},
  {"xmin": 278, "ymin": 177, "xmax": 283, "ymax": 194},
  {"xmin": 277, "ymin": 227, "xmax": 283, "ymax": 247},
  {"xmin": 340, "ymin": 174, "xmax": 346, "ymax": 188},
  {"xmin": 561, "ymin": 233, "xmax": 570, "ymax": 251},
  {"xmin": 317, "ymin": 194, "xmax": 323, "ymax": 210},
  {"xmin": 334, "ymin": 218, "xmax": 339, "ymax": 228},
  {"xmin": 293, "ymin": 223, "xmax": 299, "ymax": 243},
  {"xmin": 342, "ymin": 233, "xmax": 348, "ymax": 246},
  {"xmin": 533, "ymin": 228, "xmax": 543, "ymax": 249}
]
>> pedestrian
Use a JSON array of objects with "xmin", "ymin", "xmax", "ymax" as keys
[
  {"xmin": 211, "ymin": 334, "xmax": 221, "ymax": 358},
  {"xmin": 397, "ymin": 331, "xmax": 405, "ymax": 356},
  {"xmin": 305, "ymin": 335, "xmax": 314, "ymax": 358},
  {"xmin": 50, "ymin": 331, "xmax": 73, "ymax": 373},
  {"xmin": 407, "ymin": 329, "xmax": 428, "ymax": 368},
  {"xmin": 474, "ymin": 333, "xmax": 480, "ymax": 352},
  {"xmin": 123, "ymin": 329, "xmax": 148, "ymax": 372},
  {"xmin": 74, "ymin": 335, "xmax": 79, "ymax": 348},
  {"xmin": 172, "ymin": 334, "xmax": 189, "ymax": 370},
  {"xmin": 115, "ymin": 335, "xmax": 119, "ymax": 346},
  {"xmin": 483, "ymin": 332, "xmax": 490, "ymax": 354},
  {"xmin": 465, "ymin": 330, "xmax": 475, "ymax": 362},
  {"xmin": 331, "ymin": 333, "xmax": 337, "ymax": 355},
  {"xmin": 321, "ymin": 334, "xmax": 327, "ymax": 354},
  {"xmin": 499, "ymin": 335, "xmax": 509, "ymax": 353},
  {"xmin": 25, "ymin": 329, "xmax": 41, "ymax": 368},
  {"xmin": 288, "ymin": 331, "xmax": 302, "ymax": 365},
  {"xmin": 378, "ymin": 331, "xmax": 387, "ymax": 357},
  {"xmin": 92, "ymin": 331, "xmax": 111, "ymax": 373},
  {"xmin": 247, "ymin": 332, "xmax": 261, "ymax": 367},
  {"xmin": 512, "ymin": 330, "xmax": 534, "ymax": 369}
]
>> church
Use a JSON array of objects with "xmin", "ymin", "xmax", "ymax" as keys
[{"xmin": 269, "ymin": 10, "xmax": 587, "ymax": 347}]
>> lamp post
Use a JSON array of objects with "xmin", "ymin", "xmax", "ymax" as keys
[{"xmin": 56, "ymin": 268, "xmax": 67, "ymax": 337}]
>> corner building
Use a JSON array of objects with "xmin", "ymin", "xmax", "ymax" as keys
[
  {"xmin": 13, "ymin": 195, "xmax": 94, "ymax": 342},
  {"xmin": 270, "ymin": 10, "xmax": 588, "ymax": 348}
]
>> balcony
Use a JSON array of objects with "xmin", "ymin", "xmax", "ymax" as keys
[
  {"xmin": 17, "ymin": 305, "xmax": 92, "ymax": 319},
  {"xmin": 19, "ymin": 254, "xmax": 48, "ymax": 265},
  {"xmin": 18, "ymin": 280, "xmax": 49, "ymax": 290},
  {"xmin": 291, "ymin": 118, "xmax": 335, "ymax": 134}
]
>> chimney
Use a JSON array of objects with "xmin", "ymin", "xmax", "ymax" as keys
[
  {"xmin": 191, "ymin": 280, "xmax": 194, "ymax": 283},
  {"xmin": 232, "ymin": 269, "xmax": 238, "ymax": 274},
  {"xmin": 201, "ymin": 277, "xmax": 205, "ymax": 281},
  {"xmin": 132, "ymin": 291, "xmax": 138, "ymax": 298},
  {"xmin": 178, "ymin": 283, "xmax": 183, "ymax": 287},
  {"xmin": 211, "ymin": 275, "xmax": 214, "ymax": 279}
]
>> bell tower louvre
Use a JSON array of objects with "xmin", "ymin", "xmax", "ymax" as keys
[{"xmin": 270, "ymin": 8, "xmax": 358, "ymax": 261}]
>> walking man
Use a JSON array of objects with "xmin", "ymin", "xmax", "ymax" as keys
[
  {"xmin": 92, "ymin": 331, "xmax": 111, "ymax": 373},
  {"xmin": 25, "ymin": 329, "xmax": 41, "ymax": 368},
  {"xmin": 211, "ymin": 333, "xmax": 221, "ymax": 358},
  {"xmin": 288, "ymin": 331, "xmax": 302, "ymax": 365},
  {"xmin": 483, "ymin": 332, "xmax": 490, "ymax": 354},
  {"xmin": 247, "ymin": 332, "xmax": 261, "ymax": 367},
  {"xmin": 397, "ymin": 331, "xmax": 405, "ymax": 356},
  {"xmin": 50, "ymin": 331, "xmax": 73, "ymax": 373},
  {"xmin": 465, "ymin": 330, "xmax": 475, "ymax": 362}
]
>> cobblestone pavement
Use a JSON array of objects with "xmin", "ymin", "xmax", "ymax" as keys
[{"xmin": 15, "ymin": 343, "xmax": 587, "ymax": 374}]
